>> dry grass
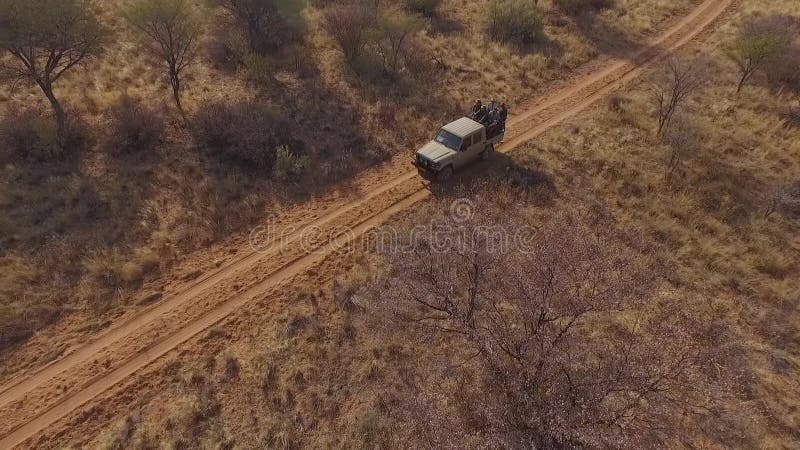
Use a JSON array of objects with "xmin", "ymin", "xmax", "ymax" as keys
[
  {"xmin": 416, "ymin": 0, "xmax": 700, "ymax": 107},
  {"xmin": 0, "ymin": 0, "xmax": 696, "ymax": 365},
  {"xmin": 89, "ymin": 266, "xmax": 417, "ymax": 449},
  {"xmin": 505, "ymin": 1, "xmax": 800, "ymax": 444},
  {"xmin": 75, "ymin": 0, "xmax": 800, "ymax": 447}
]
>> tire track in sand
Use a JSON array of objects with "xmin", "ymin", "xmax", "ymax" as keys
[{"xmin": 0, "ymin": 0, "xmax": 733, "ymax": 446}]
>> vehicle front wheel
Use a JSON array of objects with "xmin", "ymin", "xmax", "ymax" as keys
[
  {"xmin": 481, "ymin": 144, "xmax": 494, "ymax": 160},
  {"xmin": 436, "ymin": 166, "xmax": 453, "ymax": 182}
]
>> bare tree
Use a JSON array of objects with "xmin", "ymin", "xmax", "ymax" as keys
[
  {"xmin": 662, "ymin": 116, "xmax": 703, "ymax": 182},
  {"xmin": 0, "ymin": 0, "xmax": 104, "ymax": 142},
  {"xmin": 128, "ymin": 0, "xmax": 198, "ymax": 113},
  {"xmin": 371, "ymin": 9, "xmax": 423, "ymax": 76},
  {"xmin": 323, "ymin": 2, "xmax": 378, "ymax": 62},
  {"xmin": 652, "ymin": 58, "xmax": 701, "ymax": 137},
  {"xmin": 727, "ymin": 15, "xmax": 793, "ymax": 94},
  {"xmin": 373, "ymin": 203, "xmax": 735, "ymax": 447}
]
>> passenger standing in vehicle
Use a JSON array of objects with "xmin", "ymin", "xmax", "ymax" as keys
[
  {"xmin": 475, "ymin": 105, "xmax": 488, "ymax": 123},
  {"xmin": 499, "ymin": 103, "xmax": 508, "ymax": 130},
  {"xmin": 471, "ymin": 100, "xmax": 482, "ymax": 118},
  {"xmin": 487, "ymin": 121, "xmax": 495, "ymax": 137},
  {"xmin": 486, "ymin": 105, "xmax": 498, "ymax": 124}
]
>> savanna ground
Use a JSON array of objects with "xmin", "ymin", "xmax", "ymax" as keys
[
  {"xmin": 0, "ymin": 0, "xmax": 699, "ymax": 378},
  {"xmin": 43, "ymin": 0, "xmax": 799, "ymax": 449}
]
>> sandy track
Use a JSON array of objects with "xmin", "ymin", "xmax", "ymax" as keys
[
  {"xmin": 0, "ymin": 171, "xmax": 417, "ymax": 407},
  {"xmin": 0, "ymin": 0, "xmax": 733, "ymax": 446}
]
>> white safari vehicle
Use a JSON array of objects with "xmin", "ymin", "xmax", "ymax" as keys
[{"xmin": 413, "ymin": 117, "xmax": 504, "ymax": 181}]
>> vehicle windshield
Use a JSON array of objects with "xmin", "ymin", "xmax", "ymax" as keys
[{"xmin": 435, "ymin": 129, "xmax": 462, "ymax": 151}]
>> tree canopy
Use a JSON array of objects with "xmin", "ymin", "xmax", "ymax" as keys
[
  {"xmin": 128, "ymin": 0, "xmax": 198, "ymax": 112},
  {"xmin": 0, "ymin": 0, "xmax": 104, "ymax": 137}
]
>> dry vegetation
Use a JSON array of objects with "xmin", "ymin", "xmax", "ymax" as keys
[
  {"xmin": 3, "ymin": 0, "xmax": 799, "ymax": 448},
  {"xmin": 66, "ymin": 0, "xmax": 800, "ymax": 448},
  {"xmin": 505, "ymin": 1, "xmax": 800, "ymax": 445},
  {"xmin": 0, "ymin": 0, "xmax": 698, "ymax": 373}
]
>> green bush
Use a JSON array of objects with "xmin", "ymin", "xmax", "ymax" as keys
[
  {"xmin": 241, "ymin": 51, "xmax": 274, "ymax": 84},
  {"xmin": 272, "ymin": 145, "xmax": 310, "ymax": 181},
  {"xmin": 194, "ymin": 101, "xmax": 286, "ymax": 171},
  {"xmin": 404, "ymin": 0, "xmax": 441, "ymax": 16},
  {"xmin": 727, "ymin": 15, "xmax": 794, "ymax": 93},
  {"xmin": 487, "ymin": 0, "xmax": 544, "ymax": 45},
  {"xmin": 765, "ymin": 47, "xmax": 800, "ymax": 90}
]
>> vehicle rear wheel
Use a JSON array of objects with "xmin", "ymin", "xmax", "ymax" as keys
[
  {"xmin": 481, "ymin": 144, "xmax": 494, "ymax": 160},
  {"xmin": 437, "ymin": 166, "xmax": 453, "ymax": 182}
]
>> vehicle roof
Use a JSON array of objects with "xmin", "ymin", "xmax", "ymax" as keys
[{"xmin": 441, "ymin": 117, "xmax": 484, "ymax": 138}]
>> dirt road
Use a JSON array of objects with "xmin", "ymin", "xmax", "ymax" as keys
[{"xmin": 0, "ymin": 0, "xmax": 734, "ymax": 446}]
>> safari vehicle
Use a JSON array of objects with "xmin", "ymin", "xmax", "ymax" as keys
[{"xmin": 413, "ymin": 117, "xmax": 504, "ymax": 181}]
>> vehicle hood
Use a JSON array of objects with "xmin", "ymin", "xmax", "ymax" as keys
[{"xmin": 417, "ymin": 141, "xmax": 456, "ymax": 162}]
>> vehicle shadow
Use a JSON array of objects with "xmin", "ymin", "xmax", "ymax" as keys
[{"xmin": 427, "ymin": 150, "xmax": 559, "ymax": 208}]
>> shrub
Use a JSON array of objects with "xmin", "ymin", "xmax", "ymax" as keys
[
  {"xmin": 0, "ymin": 302, "xmax": 60, "ymax": 351},
  {"xmin": 0, "ymin": 108, "xmax": 87, "ymax": 163},
  {"xmin": 323, "ymin": 2, "xmax": 378, "ymax": 61},
  {"xmin": 374, "ymin": 201, "xmax": 739, "ymax": 448},
  {"xmin": 82, "ymin": 247, "xmax": 127, "ymax": 287},
  {"xmin": 765, "ymin": 45, "xmax": 800, "ymax": 93},
  {"xmin": 104, "ymin": 95, "xmax": 164, "ymax": 155},
  {"xmin": 652, "ymin": 58, "xmax": 702, "ymax": 137},
  {"xmin": 206, "ymin": 25, "xmax": 247, "ymax": 71},
  {"xmin": 663, "ymin": 115, "xmax": 704, "ymax": 182},
  {"xmin": 404, "ymin": 42, "xmax": 443, "ymax": 83},
  {"xmin": 727, "ymin": 15, "xmax": 794, "ymax": 93},
  {"xmin": 487, "ymin": 0, "xmax": 544, "ymax": 45},
  {"xmin": 0, "ymin": 256, "xmax": 60, "ymax": 351},
  {"xmin": 214, "ymin": 0, "xmax": 305, "ymax": 54},
  {"xmin": 370, "ymin": 9, "xmax": 424, "ymax": 76},
  {"xmin": 272, "ymin": 145, "xmax": 310, "ymax": 181},
  {"xmin": 194, "ymin": 101, "xmax": 286, "ymax": 171},
  {"xmin": 0, "ymin": 109, "xmax": 60, "ymax": 163},
  {"xmin": 785, "ymin": 101, "xmax": 800, "ymax": 128},
  {"xmin": 82, "ymin": 245, "xmax": 160, "ymax": 289},
  {"xmin": 404, "ymin": 0, "xmax": 441, "ymax": 16},
  {"xmin": 763, "ymin": 181, "xmax": 800, "ymax": 220},
  {"xmin": 555, "ymin": 0, "xmax": 614, "ymax": 15}
]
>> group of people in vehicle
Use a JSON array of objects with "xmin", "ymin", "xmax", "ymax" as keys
[{"xmin": 470, "ymin": 99, "xmax": 508, "ymax": 138}]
